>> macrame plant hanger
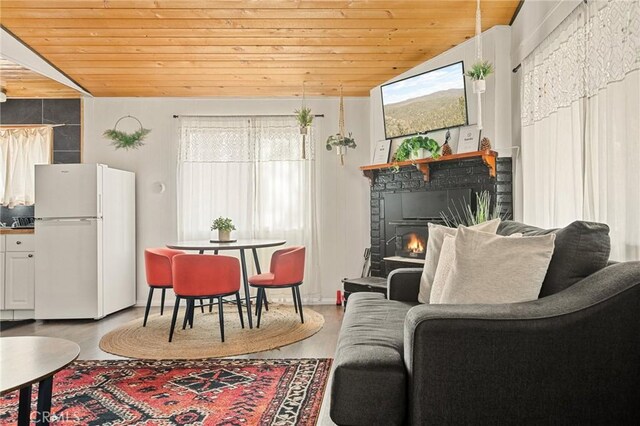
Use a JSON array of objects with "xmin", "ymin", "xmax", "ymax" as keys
[
  {"xmin": 302, "ymin": 81, "xmax": 307, "ymax": 160},
  {"xmin": 475, "ymin": 0, "xmax": 484, "ymax": 130},
  {"xmin": 338, "ymin": 85, "xmax": 346, "ymax": 166}
]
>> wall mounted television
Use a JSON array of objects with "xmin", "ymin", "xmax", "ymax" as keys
[{"xmin": 381, "ymin": 61, "xmax": 468, "ymax": 140}]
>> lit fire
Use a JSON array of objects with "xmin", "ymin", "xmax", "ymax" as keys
[{"xmin": 406, "ymin": 234, "xmax": 425, "ymax": 254}]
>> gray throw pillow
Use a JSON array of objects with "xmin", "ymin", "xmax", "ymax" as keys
[{"xmin": 497, "ymin": 220, "xmax": 611, "ymax": 297}]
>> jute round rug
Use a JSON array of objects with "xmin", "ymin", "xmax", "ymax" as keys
[{"xmin": 99, "ymin": 303, "xmax": 324, "ymax": 360}]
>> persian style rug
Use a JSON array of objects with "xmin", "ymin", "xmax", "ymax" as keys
[
  {"xmin": 100, "ymin": 304, "xmax": 324, "ymax": 360},
  {"xmin": 0, "ymin": 358, "xmax": 332, "ymax": 425}
]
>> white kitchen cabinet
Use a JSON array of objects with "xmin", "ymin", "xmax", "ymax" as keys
[
  {"xmin": 4, "ymin": 251, "xmax": 35, "ymax": 310},
  {"xmin": 1, "ymin": 234, "xmax": 35, "ymax": 318}
]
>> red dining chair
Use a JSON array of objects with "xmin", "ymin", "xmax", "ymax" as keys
[
  {"xmin": 169, "ymin": 254, "xmax": 244, "ymax": 343},
  {"xmin": 248, "ymin": 246, "xmax": 306, "ymax": 328},
  {"xmin": 143, "ymin": 248, "xmax": 184, "ymax": 327}
]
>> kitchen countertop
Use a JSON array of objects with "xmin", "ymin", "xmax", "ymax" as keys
[{"xmin": 0, "ymin": 228, "xmax": 34, "ymax": 235}]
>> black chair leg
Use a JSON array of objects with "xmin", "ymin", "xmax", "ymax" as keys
[
  {"xmin": 182, "ymin": 299, "xmax": 192, "ymax": 330},
  {"xmin": 143, "ymin": 287, "xmax": 155, "ymax": 327},
  {"xmin": 235, "ymin": 292, "xmax": 245, "ymax": 329},
  {"xmin": 256, "ymin": 288, "xmax": 264, "ymax": 328},
  {"xmin": 200, "ymin": 299, "xmax": 205, "ymax": 314},
  {"xmin": 218, "ymin": 297, "xmax": 225, "ymax": 342},
  {"xmin": 160, "ymin": 288, "xmax": 166, "ymax": 316},
  {"xmin": 295, "ymin": 286, "xmax": 304, "ymax": 324},
  {"xmin": 190, "ymin": 300, "xmax": 195, "ymax": 328},
  {"xmin": 291, "ymin": 287, "xmax": 298, "ymax": 313},
  {"xmin": 169, "ymin": 297, "xmax": 180, "ymax": 342},
  {"xmin": 264, "ymin": 292, "xmax": 269, "ymax": 311},
  {"xmin": 210, "ymin": 297, "xmax": 214, "ymax": 313}
]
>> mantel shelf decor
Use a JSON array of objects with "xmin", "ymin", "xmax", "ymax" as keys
[
  {"xmin": 103, "ymin": 115, "xmax": 150, "ymax": 150},
  {"xmin": 359, "ymin": 150, "xmax": 497, "ymax": 184}
]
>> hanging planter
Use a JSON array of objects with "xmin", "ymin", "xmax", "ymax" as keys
[
  {"xmin": 325, "ymin": 87, "xmax": 356, "ymax": 166},
  {"xmin": 295, "ymin": 106, "xmax": 313, "ymax": 159},
  {"xmin": 103, "ymin": 115, "xmax": 150, "ymax": 150}
]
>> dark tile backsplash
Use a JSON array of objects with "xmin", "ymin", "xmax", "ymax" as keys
[
  {"xmin": 0, "ymin": 205, "xmax": 35, "ymax": 227},
  {"xmin": 1, "ymin": 98, "xmax": 81, "ymax": 220}
]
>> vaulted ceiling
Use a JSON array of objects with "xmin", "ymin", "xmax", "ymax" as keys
[
  {"xmin": 0, "ymin": 0, "xmax": 520, "ymax": 97},
  {"xmin": 0, "ymin": 57, "xmax": 81, "ymax": 98}
]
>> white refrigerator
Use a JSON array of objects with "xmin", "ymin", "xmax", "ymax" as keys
[{"xmin": 34, "ymin": 164, "xmax": 136, "ymax": 319}]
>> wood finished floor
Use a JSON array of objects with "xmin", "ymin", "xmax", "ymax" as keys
[{"xmin": 0, "ymin": 304, "xmax": 344, "ymax": 425}]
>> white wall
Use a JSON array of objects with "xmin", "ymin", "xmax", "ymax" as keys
[
  {"xmin": 510, "ymin": 0, "xmax": 582, "ymax": 220},
  {"xmin": 83, "ymin": 97, "xmax": 371, "ymax": 305},
  {"xmin": 370, "ymin": 26, "xmax": 513, "ymax": 159}
]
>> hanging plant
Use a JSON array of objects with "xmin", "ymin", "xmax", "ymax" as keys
[
  {"xmin": 295, "ymin": 107, "xmax": 314, "ymax": 134},
  {"xmin": 465, "ymin": 60, "xmax": 494, "ymax": 80},
  {"xmin": 326, "ymin": 87, "xmax": 356, "ymax": 166},
  {"xmin": 103, "ymin": 115, "xmax": 151, "ymax": 150}
]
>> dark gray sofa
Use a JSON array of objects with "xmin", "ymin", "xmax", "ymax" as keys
[{"xmin": 330, "ymin": 221, "xmax": 640, "ymax": 425}]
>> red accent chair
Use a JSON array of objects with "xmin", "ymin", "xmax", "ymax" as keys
[
  {"xmin": 169, "ymin": 254, "xmax": 244, "ymax": 342},
  {"xmin": 248, "ymin": 246, "xmax": 306, "ymax": 328},
  {"xmin": 143, "ymin": 248, "xmax": 184, "ymax": 327}
]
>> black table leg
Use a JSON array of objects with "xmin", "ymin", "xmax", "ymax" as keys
[
  {"xmin": 239, "ymin": 249, "xmax": 253, "ymax": 329},
  {"xmin": 252, "ymin": 248, "xmax": 268, "ymax": 311},
  {"xmin": 199, "ymin": 249, "xmax": 204, "ymax": 255},
  {"xmin": 18, "ymin": 385, "xmax": 31, "ymax": 426},
  {"xmin": 36, "ymin": 376, "xmax": 53, "ymax": 425}
]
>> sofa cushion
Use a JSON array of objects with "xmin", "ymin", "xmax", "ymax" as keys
[
  {"xmin": 330, "ymin": 292, "xmax": 416, "ymax": 426},
  {"xmin": 497, "ymin": 220, "xmax": 610, "ymax": 297}
]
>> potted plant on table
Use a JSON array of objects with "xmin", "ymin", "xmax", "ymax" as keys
[{"xmin": 211, "ymin": 217, "xmax": 236, "ymax": 242}]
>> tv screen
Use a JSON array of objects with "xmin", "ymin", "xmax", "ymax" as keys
[{"xmin": 381, "ymin": 61, "xmax": 468, "ymax": 140}]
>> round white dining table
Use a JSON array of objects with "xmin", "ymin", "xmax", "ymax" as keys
[{"xmin": 166, "ymin": 239, "xmax": 286, "ymax": 329}]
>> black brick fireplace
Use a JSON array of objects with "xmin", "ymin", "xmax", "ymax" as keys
[{"xmin": 368, "ymin": 156, "xmax": 513, "ymax": 277}]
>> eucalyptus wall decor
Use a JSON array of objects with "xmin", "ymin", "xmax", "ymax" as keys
[
  {"xmin": 103, "ymin": 115, "xmax": 151, "ymax": 150},
  {"xmin": 326, "ymin": 86, "xmax": 357, "ymax": 166}
]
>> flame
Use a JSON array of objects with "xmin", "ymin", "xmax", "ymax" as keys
[{"xmin": 407, "ymin": 234, "xmax": 425, "ymax": 253}]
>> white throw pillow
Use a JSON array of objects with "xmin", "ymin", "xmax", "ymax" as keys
[
  {"xmin": 418, "ymin": 218, "xmax": 501, "ymax": 303},
  {"xmin": 429, "ymin": 234, "xmax": 456, "ymax": 304},
  {"xmin": 436, "ymin": 226, "xmax": 556, "ymax": 305}
]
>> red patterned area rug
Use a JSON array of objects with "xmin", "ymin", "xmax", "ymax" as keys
[{"xmin": 0, "ymin": 358, "xmax": 332, "ymax": 425}]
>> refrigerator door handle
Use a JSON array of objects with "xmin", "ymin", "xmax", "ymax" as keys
[{"xmin": 35, "ymin": 217, "xmax": 99, "ymax": 222}]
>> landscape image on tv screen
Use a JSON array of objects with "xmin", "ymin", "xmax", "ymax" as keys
[{"xmin": 381, "ymin": 61, "xmax": 468, "ymax": 140}]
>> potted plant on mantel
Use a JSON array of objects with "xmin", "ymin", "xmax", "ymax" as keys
[
  {"xmin": 394, "ymin": 135, "xmax": 441, "ymax": 162},
  {"xmin": 211, "ymin": 217, "xmax": 236, "ymax": 242}
]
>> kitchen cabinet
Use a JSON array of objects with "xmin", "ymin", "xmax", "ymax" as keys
[
  {"xmin": 4, "ymin": 252, "xmax": 35, "ymax": 310},
  {"xmin": 0, "ymin": 233, "xmax": 35, "ymax": 319}
]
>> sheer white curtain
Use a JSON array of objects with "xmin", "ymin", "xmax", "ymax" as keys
[
  {"xmin": 521, "ymin": 0, "xmax": 640, "ymax": 261},
  {"xmin": 177, "ymin": 116, "xmax": 321, "ymax": 301},
  {"xmin": 0, "ymin": 126, "xmax": 52, "ymax": 207}
]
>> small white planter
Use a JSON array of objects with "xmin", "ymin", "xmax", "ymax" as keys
[
  {"xmin": 218, "ymin": 229, "xmax": 231, "ymax": 241},
  {"xmin": 409, "ymin": 148, "xmax": 431, "ymax": 161},
  {"xmin": 300, "ymin": 126, "xmax": 308, "ymax": 135},
  {"xmin": 473, "ymin": 79, "xmax": 486, "ymax": 94},
  {"xmin": 336, "ymin": 146, "xmax": 346, "ymax": 166}
]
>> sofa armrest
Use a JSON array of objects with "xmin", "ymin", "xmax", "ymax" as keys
[
  {"xmin": 387, "ymin": 268, "xmax": 423, "ymax": 302},
  {"xmin": 403, "ymin": 261, "xmax": 640, "ymax": 425}
]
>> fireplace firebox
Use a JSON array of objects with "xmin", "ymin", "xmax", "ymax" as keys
[{"xmin": 383, "ymin": 189, "xmax": 471, "ymax": 261}]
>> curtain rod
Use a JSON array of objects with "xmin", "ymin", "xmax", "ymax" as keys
[
  {"xmin": 0, "ymin": 124, "xmax": 65, "ymax": 128},
  {"xmin": 173, "ymin": 114, "xmax": 324, "ymax": 118}
]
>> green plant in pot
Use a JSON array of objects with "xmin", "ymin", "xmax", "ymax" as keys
[
  {"xmin": 326, "ymin": 133, "xmax": 357, "ymax": 166},
  {"xmin": 394, "ymin": 135, "xmax": 441, "ymax": 163},
  {"xmin": 211, "ymin": 217, "xmax": 236, "ymax": 241},
  {"xmin": 295, "ymin": 107, "xmax": 313, "ymax": 159},
  {"xmin": 466, "ymin": 60, "xmax": 494, "ymax": 94}
]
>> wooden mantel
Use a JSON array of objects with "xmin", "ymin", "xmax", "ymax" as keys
[{"xmin": 360, "ymin": 150, "xmax": 497, "ymax": 184}]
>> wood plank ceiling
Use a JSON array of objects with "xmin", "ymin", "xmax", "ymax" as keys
[
  {"xmin": 0, "ymin": 0, "xmax": 520, "ymax": 97},
  {"xmin": 0, "ymin": 57, "xmax": 81, "ymax": 98}
]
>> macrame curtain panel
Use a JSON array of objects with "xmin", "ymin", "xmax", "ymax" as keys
[{"xmin": 177, "ymin": 116, "xmax": 322, "ymax": 301}]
